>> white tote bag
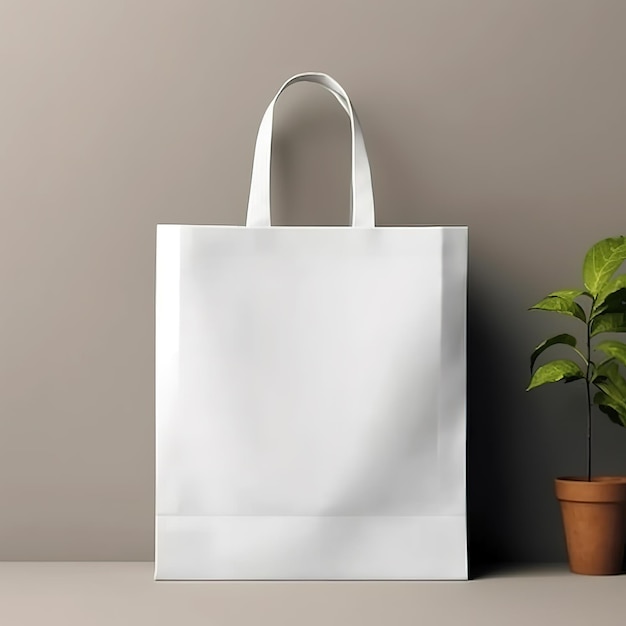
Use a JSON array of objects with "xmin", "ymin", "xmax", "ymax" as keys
[{"xmin": 155, "ymin": 73, "xmax": 468, "ymax": 580}]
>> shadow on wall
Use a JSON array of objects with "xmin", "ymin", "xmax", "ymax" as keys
[
  {"xmin": 466, "ymin": 266, "xmax": 584, "ymax": 574},
  {"xmin": 467, "ymin": 272, "xmax": 518, "ymax": 575}
]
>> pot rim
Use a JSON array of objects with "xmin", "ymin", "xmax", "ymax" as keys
[
  {"xmin": 556, "ymin": 476, "xmax": 626, "ymax": 483},
  {"xmin": 555, "ymin": 476, "xmax": 626, "ymax": 504}
]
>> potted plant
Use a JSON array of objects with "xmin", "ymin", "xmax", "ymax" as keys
[{"xmin": 527, "ymin": 235, "xmax": 626, "ymax": 575}]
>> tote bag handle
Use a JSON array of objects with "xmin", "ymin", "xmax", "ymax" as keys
[{"xmin": 245, "ymin": 72, "xmax": 376, "ymax": 228}]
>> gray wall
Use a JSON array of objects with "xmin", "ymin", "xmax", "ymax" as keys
[{"xmin": 1, "ymin": 0, "xmax": 626, "ymax": 564}]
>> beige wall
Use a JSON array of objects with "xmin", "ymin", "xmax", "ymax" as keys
[{"xmin": 1, "ymin": 0, "xmax": 626, "ymax": 562}]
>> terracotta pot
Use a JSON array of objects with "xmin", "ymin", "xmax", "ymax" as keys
[
  {"xmin": 555, "ymin": 477, "xmax": 626, "ymax": 575},
  {"xmin": 596, "ymin": 476, "xmax": 626, "ymax": 557}
]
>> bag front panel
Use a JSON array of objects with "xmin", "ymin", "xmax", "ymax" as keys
[{"xmin": 156, "ymin": 226, "xmax": 460, "ymax": 518}]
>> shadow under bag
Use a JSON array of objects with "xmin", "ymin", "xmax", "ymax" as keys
[{"xmin": 155, "ymin": 72, "xmax": 468, "ymax": 580}]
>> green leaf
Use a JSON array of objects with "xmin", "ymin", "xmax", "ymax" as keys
[
  {"xmin": 598, "ymin": 404, "xmax": 626, "ymax": 427},
  {"xmin": 606, "ymin": 362, "xmax": 626, "ymax": 397},
  {"xmin": 593, "ymin": 361, "xmax": 626, "ymax": 406},
  {"xmin": 593, "ymin": 391, "xmax": 626, "ymax": 428},
  {"xmin": 595, "ymin": 340, "xmax": 626, "ymax": 368},
  {"xmin": 592, "ymin": 274, "xmax": 626, "ymax": 316},
  {"xmin": 590, "ymin": 313, "xmax": 626, "ymax": 337},
  {"xmin": 593, "ymin": 362, "xmax": 626, "ymax": 429},
  {"xmin": 598, "ymin": 290, "xmax": 626, "ymax": 316},
  {"xmin": 529, "ymin": 296, "xmax": 586, "ymax": 323},
  {"xmin": 583, "ymin": 236, "xmax": 626, "ymax": 296},
  {"xmin": 526, "ymin": 359, "xmax": 585, "ymax": 391},
  {"xmin": 530, "ymin": 334, "xmax": 578, "ymax": 372},
  {"xmin": 592, "ymin": 359, "xmax": 617, "ymax": 383},
  {"xmin": 547, "ymin": 289, "xmax": 590, "ymax": 300}
]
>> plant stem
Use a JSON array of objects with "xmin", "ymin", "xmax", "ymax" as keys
[{"xmin": 585, "ymin": 317, "xmax": 592, "ymax": 482}]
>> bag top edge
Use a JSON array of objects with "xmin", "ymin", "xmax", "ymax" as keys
[{"xmin": 155, "ymin": 224, "xmax": 469, "ymax": 229}]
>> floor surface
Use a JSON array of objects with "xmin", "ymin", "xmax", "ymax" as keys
[{"xmin": 1, "ymin": 562, "xmax": 625, "ymax": 625}]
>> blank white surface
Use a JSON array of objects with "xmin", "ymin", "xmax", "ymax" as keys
[
  {"xmin": 1, "ymin": 562, "xmax": 625, "ymax": 625},
  {"xmin": 155, "ymin": 515, "xmax": 467, "ymax": 580},
  {"xmin": 155, "ymin": 225, "xmax": 467, "ymax": 579}
]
